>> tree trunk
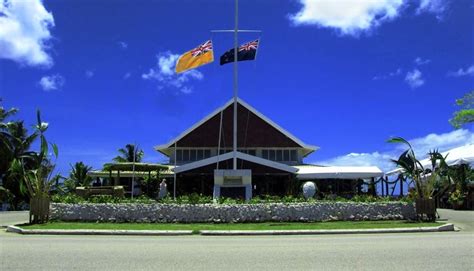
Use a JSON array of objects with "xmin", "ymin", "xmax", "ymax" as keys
[{"xmin": 29, "ymin": 195, "xmax": 50, "ymax": 224}]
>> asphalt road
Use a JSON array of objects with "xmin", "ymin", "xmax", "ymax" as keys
[
  {"xmin": 1, "ymin": 209, "xmax": 473, "ymax": 270},
  {"xmin": 1, "ymin": 231, "xmax": 473, "ymax": 271}
]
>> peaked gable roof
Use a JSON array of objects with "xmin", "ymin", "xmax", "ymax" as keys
[
  {"xmin": 155, "ymin": 98, "xmax": 318, "ymax": 156},
  {"xmin": 174, "ymin": 151, "xmax": 298, "ymax": 174}
]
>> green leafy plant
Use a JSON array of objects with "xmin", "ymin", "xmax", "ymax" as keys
[
  {"xmin": 68, "ymin": 162, "xmax": 93, "ymax": 188},
  {"xmin": 51, "ymin": 193, "xmax": 409, "ymax": 205},
  {"xmin": 217, "ymin": 197, "xmax": 242, "ymax": 204},
  {"xmin": 113, "ymin": 144, "xmax": 144, "ymax": 163},
  {"xmin": 88, "ymin": 195, "xmax": 120, "ymax": 204},
  {"xmin": 0, "ymin": 104, "xmax": 39, "ymax": 209},
  {"xmin": 9, "ymin": 110, "xmax": 60, "ymax": 223},
  {"xmin": 10, "ymin": 111, "xmax": 59, "ymax": 196},
  {"xmin": 388, "ymin": 137, "xmax": 429, "ymax": 198},
  {"xmin": 52, "ymin": 193, "xmax": 85, "ymax": 204},
  {"xmin": 450, "ymin": 90, "xmax": 474, "ymax": 129},
  {"xmin": 447, "ymin": 187, "xmax": 466, "ymax": 208}
]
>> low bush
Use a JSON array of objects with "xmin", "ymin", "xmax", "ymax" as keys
[
  {"xmin": 52, "ymin": 193, "xmax": 411, "ymax": 205},
  {"xmin": 52, "ymin": 194, "xmax": 85, "ymax": 204},
  {"xmin": 51, "ymin": 194, "xmax": 156, "ymax": 204}
]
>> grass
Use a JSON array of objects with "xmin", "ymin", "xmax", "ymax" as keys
[{"xmin": 22, "ymin": 220, "xmax": 441, "ymax": 232}]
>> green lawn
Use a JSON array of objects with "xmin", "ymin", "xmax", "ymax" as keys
[{"xmin": 22, "ymin": 220, "xmax": 441, "ymax": 231}]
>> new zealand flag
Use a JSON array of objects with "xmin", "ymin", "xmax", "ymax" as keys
[{"xmin": 220, "ymin": 39, "xmax": 259, "ymax": 65}]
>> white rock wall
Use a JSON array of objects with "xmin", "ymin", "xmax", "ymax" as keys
[{"xmin": 50, "ymin": 202, "xmax": 416, "ymax": 223}]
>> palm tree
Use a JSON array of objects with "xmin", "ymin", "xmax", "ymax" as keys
[
  {"xmin": 0, "ymin": 104, "xmax": 18, "ymax": 122},
  {"xmin": 0, "ymin": 106, "xmax": 20, "ymax": 176},
  {"xmin": 0, "ymin": 106, "xmax": 39, "ymax": 209},
  {"xmin": 68, "ymin": 162, "xmax": 93, "ymax": 187},
  {"xmin": 113, "ymin": 144, "xmax": 144, "ymax": 163}
]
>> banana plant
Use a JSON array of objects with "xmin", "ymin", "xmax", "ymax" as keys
[
  {"xmin": 388, "ymin": 137, "xmax": 426, "ymax": 198},
  {"xmin": 388, "ymin": 137, "xmax": 456, "ymax": 199},
  {"xmin": 9, "ymin": 110, "xmax": 60, "ymax": 199}
]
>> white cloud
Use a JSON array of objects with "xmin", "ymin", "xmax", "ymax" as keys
[
  {"xmin": 373, "ymin": 68, "xmax": 402, "ymax": 80},
  {"xmin": 38, "ymin": 74, "xmax": 64, "ymax": 91},
  {"xmin": 316, "ymin": 151, "xmax": 396, "ymax": 172},
  {"xmin": 142, "ymin": 51, "xmax": 203, "ymax": 94},
  {"xmin": 123, "ymin": 72, "xmax": 131, "ymax": 79},
  {"xmin": 118, "ymin": 41, "xmax": 128, "ymax": 49},
  {"xmin": 289, "ymin": 0, "xmax": 450, "ymax": 36},
  {"xmin": 409, "ymin": 129, "xmax": 474, "ymax": 157},
  {"xmin": 405, "ymin": 68, "xmax": 424, "ymax": 88},
  {"xmin": 414, "ymin": 57, "xmax": 431, "ymax": 65},
  {"xmin": 180, "ymin": 86, "xmax": 193, "ymax": 94},
  {"xmin": 313, "ymin": 129, "xmax": 474, "ymax": 172},
  {"xmin": 447, "ymin": 65, "xmax": 474, "ymax": 77},
  {"xmin": 85, "ymin": 70, "xmax": 94, "ymax": 78},
  {"xmin": 0, "ymin": 0, "xmax": 55, "ymax": 67},
  {"xmin": 417, "ymin": 0, "xmax": 448, "ymax": 19},
  {"xmin": 289, "ymin": 0, "xmax": 405, "ymax": 35}
]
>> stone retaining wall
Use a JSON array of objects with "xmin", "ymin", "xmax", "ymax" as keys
[{"xmin": 50, "ymin": 202, "xmax": 416, "ymax": 223}]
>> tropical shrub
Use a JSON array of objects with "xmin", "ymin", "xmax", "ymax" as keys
[
  {"xmin": 448, "ymin": 186, "xmax": 466, "ymax": 209},
  {"xmin": 52, "ymin": 193, "xmax": 156, "ymax": 204},
  {"xmin": 51, "ymin": 192, "xmax": 410, "ymax": 205},
  {"xmin": 9, "ymin": 110, "xmax": 60, "ymax": 223},
  {"xmin": 388, "ymin": 137, "xmax": 450, "ymax": 199},
  {"xmin": 52, "ymin": 193, "xmax": 85, "ymax": 204}
]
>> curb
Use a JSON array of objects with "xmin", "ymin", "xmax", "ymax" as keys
[
  {"xmin": 6, "ymin": 226, "xmax": 193, "ymax": 236},
  {"xmin": 199, "ymin": 224, "xmax": 455, "ymax": 236},
  {"xmin": 6, "ymin": 223, "xmax": 455, "ymax": 236}
]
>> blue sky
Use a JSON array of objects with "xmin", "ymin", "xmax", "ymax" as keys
[{"xmin": 1, "ymin": 0, "xmax": 473, "ymax": 175}]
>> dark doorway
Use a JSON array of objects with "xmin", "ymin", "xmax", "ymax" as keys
[{"xmin": 221, "ymin": 187, "xmax": 246, "ymax": 199}]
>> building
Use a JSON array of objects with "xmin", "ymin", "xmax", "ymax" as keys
[{"xmin": 155, "ymin": 98, "xmax": 383, "ymax": 200}]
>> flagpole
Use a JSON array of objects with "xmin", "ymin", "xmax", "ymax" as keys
[
  {"xmin": 173, "ymin": 141, "xmax": 177, "ymax": 200},
  {"xmin": 131, "ymin": 143, "xmax": 136, "ymax": 200},
  {"xmin": 232, "ymin": 0, "xmax": 238, "ymax": 170},
  {"xmin": 210, "ymin": 0, "xmax": 260, "ymax": 170}
]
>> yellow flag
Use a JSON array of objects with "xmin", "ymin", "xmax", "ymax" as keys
[{"xmin": 175, "ymin": 40, "xmax": 214, "ymax": 74}]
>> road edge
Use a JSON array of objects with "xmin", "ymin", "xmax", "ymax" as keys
[
  {"xmin": 199, "ymin": 223, "xmax": 455, "ymax": 235},
  {"xmin": 6, "ymin": 223, "xmax": 455, "ymax": 236},
  {"xmin": 5, "ymin": 226, "xmax": 193, "ymax": 236}
]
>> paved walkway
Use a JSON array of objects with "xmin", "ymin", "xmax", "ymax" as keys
[
  {"xmin": 437, "ymin": 208, "xmax": 474, "ymax": 232},
  {"xmin": 0, "ymin": 211, "xmax": 28, "ymax": 227}
]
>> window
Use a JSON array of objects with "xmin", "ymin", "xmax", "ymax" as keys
[
  {"xmin": 290, "ymin": 150, "xmax": 297, "ymax": 161},
  {"xmin": 197, "ymin": 149, "xmax": 204, "ymax": 160},
  {"xmin": 248, "ymin": 149, "xmax": 256, "ymax": 156},
  {"xmin": 190, "ymin": 150, "xmax": 197, "ymax": 161},
  {"xmin": 182, "ymin": 149, "xmax": 189, "ymax": 161},
  {"xmin": 276, "ymin": 150, "xmax": 283, "ymax": 161},
  {"xmin": 176, "ymin": 149, "xmax": 183, "ymax": 161},
  {"xmin": 262, "ymin": 149, "xmax": 269, "ymax": 159},
  {"xmin": 283, "ymin": 150, "xmax": 290, "ymax": 161},
  {"xmin": 204, "ymin": 149, "xmax": 211, "ymax": 158},
  {"xmin": 269, "ymin": 150, "xmax": 276, "ymax": 161}
]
